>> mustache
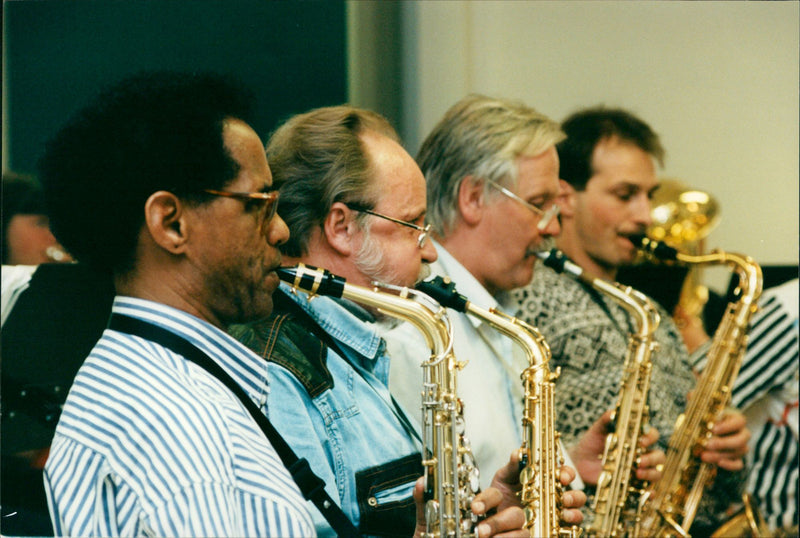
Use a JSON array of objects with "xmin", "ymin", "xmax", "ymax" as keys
[
  {"xmin": 415, "ymin": 263, "xmax": 432, "ymax": 285},
  {"xmin": 527, "ymin": 237, "xmax": 557, "ymax": 258}
]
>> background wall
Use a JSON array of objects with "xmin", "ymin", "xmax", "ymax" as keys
[
  {"xmin": 4, "ymin": 1, "xmax": 798, "ymax": 288},
  {"xmin": 395, "ymin": 0, "xmax": 798, "ymax": 287},
  {"xmin": 2, "ymin": 0, "xmax": 347, "ymax": 174}
]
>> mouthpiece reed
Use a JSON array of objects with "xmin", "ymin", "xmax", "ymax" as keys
[
  {"xmin": 631, "ymin": 234, "xmax": 679, "ymax": 261},
  {"xmin": 276, "ymin": 264, "xmax": 347, "ymax": 298},
  {"xmin": 416, "ymin": 276, "xmax": 470, "ymax": 313},
  {"xmin": 535, "ymin": 248, "xmax": 585, "ymax": 281}
]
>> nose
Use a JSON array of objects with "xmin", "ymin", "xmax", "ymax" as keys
[
  {"xmin": 267, "ymin": 213, "xmax": 290, "ymax": 246},
  {"xmin": 539, "ymin": 213, "xmax": 561, "ymax": 238},
  {"xmin": 421, "ymin": 237, "xmax": 438, "ymax": 263},
  {"xmin": 630, "ymin": 194, "xmax": 653, "ymax": 228}
]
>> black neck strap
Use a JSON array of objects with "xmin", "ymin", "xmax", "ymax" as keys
[{"xmin": 108, "ymin": 314, "xmax": 360, "ymax": 538}]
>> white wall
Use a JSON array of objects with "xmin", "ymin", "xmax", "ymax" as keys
[{"xmin": 400, "ymin": 0, "xmax": 799, "ymax": 277}]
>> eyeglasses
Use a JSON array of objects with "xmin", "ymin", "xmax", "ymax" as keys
[
  {"xmin": 485, "ymin": 179, "xmax": 560, "ymax": 231},
  {"xmin": 345, "ymin": 203, "xmax": 432, "ymax": 248},
  {"xmin": 203, "ymin": 188, "xmax": 280, "ymax": 231}
]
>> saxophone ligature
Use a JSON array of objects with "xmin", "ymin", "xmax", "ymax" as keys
[
  {"xmin": 277, "ymin": 264, "xmax": 482, "ymax": 537},
  {"xmin": 632, "ymin": 235, "xmax": 763, "ymax": 538},
  {"xmin": 537, "ymin": 248, "xmax": 660, "ymax": 538},
  {"xmin": 416, "ymin": 275, "xmax": 582, "ymax": 538}
]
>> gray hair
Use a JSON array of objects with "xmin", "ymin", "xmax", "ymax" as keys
[
  {"xmin": 266, "ymin": 105, "xmax": 399, "ymax": 257},
  {"xmin": 418, "ymin": 94, "xmax": 565, "ymax": 236}
]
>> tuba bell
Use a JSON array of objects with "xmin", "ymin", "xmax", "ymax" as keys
[{"xmin": 647, "ymin": 179, "xmax": 721, "ymax": 321}]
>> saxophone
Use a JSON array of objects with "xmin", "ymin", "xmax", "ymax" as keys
[
  {"xmin": 537, "ymin": 249, "xmax": 661, "ymax": 538},
  {"xmin": 633, "ymin": 236, "xmax": 763, "ymax": 538},
  {"xmin": 277, "ymin": 264, "xmax": 482, "ymax": 537},
  {"xmin": 416, "ymin": 275, "xmax": 582, "ymax": 538}
]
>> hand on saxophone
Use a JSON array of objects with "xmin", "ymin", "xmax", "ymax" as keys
[
  {"xmin": 491, "ymin": 450, "xmax": 586, "ymax": 525},
  {"xmin": 700, "ymin": 408, "xmax": 751, "ymax": 471},
  {"xmin": 411, "ymin": 473, "xmax": 528, "ymax": 538},
  {"xmin": 568, "ymin": 410, "xmax": 666, "ymax": 485},
  {"xmin": 635, "ymin": 424, "xmax": 666, "ymax": 483}
]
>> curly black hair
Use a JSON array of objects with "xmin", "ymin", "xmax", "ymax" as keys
[{"xmin": 39, "ymin": 71, "xmax": 255, "ymax": 274}]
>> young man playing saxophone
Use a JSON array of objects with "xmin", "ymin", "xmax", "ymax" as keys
[
  {"xmin": 511, "ymin": 106, "xmax": 751, "ymax": 535},
  {"xmin": 229, "ymin": 105, "xmax": 586, "ymax": 537}
]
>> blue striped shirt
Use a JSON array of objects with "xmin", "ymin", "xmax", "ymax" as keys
[{"xmin": 44, "ymin": 296, "xmax": 315, "ymax": 537}]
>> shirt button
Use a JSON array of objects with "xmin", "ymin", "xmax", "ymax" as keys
[{"xmin": 368, "ymin": 497, "xmax": 378, "ymax": 507}]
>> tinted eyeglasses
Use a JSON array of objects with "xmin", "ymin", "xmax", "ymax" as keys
[
  {"xmin": 203, "ymin": 188, "xmax": 280, "ymax": 231},
  {"xmin": 485, "ymin": 179, "xmax": 560, "ymax": 231},
  {"xmin": 345, "ymin": 203, "xmax": 432, "ymax": 248}
]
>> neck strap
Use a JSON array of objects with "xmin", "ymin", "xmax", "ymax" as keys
[{"xmin": 108, "ymin": 313, "xmax": 360, "ymax": 537}]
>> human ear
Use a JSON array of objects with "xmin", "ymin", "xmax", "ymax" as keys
[
  {"xmin": 323, "ymin": 202, "xmax": 356, "ymax": 256},
  {"xmin": 457, "ymin": 176, "xmax": 486, "ymax": 226},
  {"xmin": 558, "ymin": 180, "xmax": 577, "ymax": 218},
  {"xmin": 144, "ymin": 191, "xmax": 188, "ymax": 254}
]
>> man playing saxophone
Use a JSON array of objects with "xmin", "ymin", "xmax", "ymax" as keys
[
  {"xmin": 228, "ymin": 105, "xmax": 585, "ymax": 537},
  {"xmin": 382, "ymin": 95, "xmax": 665, "ymax": 523},
  {"xmin": 512, "ymin": 106, "xmax": 751, "ymax": 535}
]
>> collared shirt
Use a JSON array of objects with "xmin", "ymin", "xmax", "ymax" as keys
[
  {"xmin": 232, "ymin": 285, "xmax": 423, "ymax": 537},
  {"xmin": 385, "ymin": 242, "xmax": 568, "ymax": 491},
  {"xmin": 44, "ymin": 296, "xmax": 315, "ymax": 537},
  {"xmin": 1, "ymin": 264, "xmax": 37, "ymax": 326}
]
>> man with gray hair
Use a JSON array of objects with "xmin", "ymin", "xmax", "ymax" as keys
[{"xmin": 384, "ymin": 95, "xmax": 665, "ymax": 493}]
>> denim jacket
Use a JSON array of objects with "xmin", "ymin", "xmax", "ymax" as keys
[{"xmin": 230, "ymin": 285, "xmax": 423, "ymax": 537}]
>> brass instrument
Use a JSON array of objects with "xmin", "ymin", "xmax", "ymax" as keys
[
  {"xmin": 710, "ymin": 493, "xmax": 771, "ymax": 538},
  {"xmin": 277, "ymin": 264, "xmax": 482, "ymax": 537},
  {"xmin": 537, "ymin": 249, "xmax": 660, "ymax": 538},
  {"xmin": 648, "ymin": 179, "xmax": 721, "ymax": 319},
  {"xmin": 417, "ymin": 276, "xmax": 582, "ymax": 538},
  {"xmin": 633, "ymin": 236, "xmax": 763, "ymax": 538}
]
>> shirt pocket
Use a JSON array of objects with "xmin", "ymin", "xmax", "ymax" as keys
[{"xmin": 355, "ymin": 452, "xmax": 421, "ymax": 537}]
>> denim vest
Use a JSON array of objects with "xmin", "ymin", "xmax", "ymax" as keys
[{"xmin": 231, "ymin": 286, "xmax": 423, "ymax": 537}]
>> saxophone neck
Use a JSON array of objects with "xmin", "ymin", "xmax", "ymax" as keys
[
  {"xmin": 538, "ymin": 249, "xmax": 660, "ymax": 337},
  {"xmin": 632, "ymin": 237, "xmax": 764, "ymax": 308},
  {"xmin": 416, "ymin": 275, "xmax": 550, "ymax": 369},
  {"xmin": 278, "ymin": 263, "xmax": 452, "ymax": 356}
]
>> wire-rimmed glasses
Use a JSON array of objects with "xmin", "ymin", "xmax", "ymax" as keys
[
  {"xmin": 345, "ymin": 203, "xmax": 431, "ymax": 248},
  {"xmin": 485, "ymin": 179, "xmax": 560, "ymax": 231}
]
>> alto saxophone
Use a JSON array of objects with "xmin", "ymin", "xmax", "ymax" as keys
[
  {"xmin": 537, "ymin": 249, "xmax": 660, "ymax": 538},
  {"xmin": 277, "ymin": 264, "xmax": 482, "ymax": 537},
  {"xmin": 633, "ymin": 236, "xmax": 763, "ymax": 538},
  {"xmin": 416, "ymin": 275, "xmax": 582, "ymax": 538}
]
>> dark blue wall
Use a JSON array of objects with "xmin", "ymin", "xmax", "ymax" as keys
[{"xmin": 4, "ymin": 0, "xmax": 347, "ymax": 175}]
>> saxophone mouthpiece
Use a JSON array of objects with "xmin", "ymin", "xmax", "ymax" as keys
[
  {"xmin": 632, "ymin": 234, "xmax": 679, "ymax": 261},
  {"xmin": 416, "ymin": 276, "xmax": 470, "ymax": 313},
  {"xmin": 536, "ymin": 248, "xmax": 585, "ymax": 281},
  {"xmin": 276, "ymin": 264, "xmax": 347, "ymax": 298}
]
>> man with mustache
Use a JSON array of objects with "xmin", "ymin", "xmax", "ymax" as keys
[
  {"xmin": 512, "ymin": 106, "xmax": 750, "ymax": 533},
  {"xmin": 40, "ymin": 72, "xmax": 315, "ymax": 536},
  {"xmin": 230, "ymin": 105, "xmax": 586, "ymax": 537},
  {"xmin": 383, "ymin": 96, "xmax": 665, "ymax": 511}
]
